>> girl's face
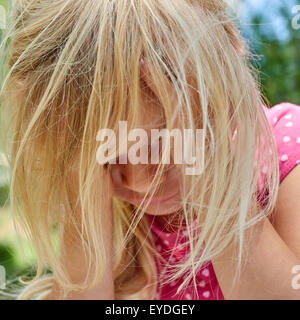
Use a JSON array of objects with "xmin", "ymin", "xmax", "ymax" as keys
[{"xmin": 110, "ymin": 79, "xmax": 183, "ymax": 216}]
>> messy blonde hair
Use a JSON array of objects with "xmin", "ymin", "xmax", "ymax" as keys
[{"xmin": 0, "ymin": 0, "xmax": 279, "ymax": 300}]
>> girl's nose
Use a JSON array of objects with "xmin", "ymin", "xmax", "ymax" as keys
[{"xmin": 111, "ymin": 162, "xmax": 165, "ymax": 194}]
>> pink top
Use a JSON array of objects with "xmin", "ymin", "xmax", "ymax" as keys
[{"xmin": 147, "ymin": 102, "xmax": 300, "ymax": 300}]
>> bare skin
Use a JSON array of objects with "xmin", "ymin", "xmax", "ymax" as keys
[
  {"xmin": 213, "ymin": 166, "xmax": 300, "ymax": 299},
  {"xmin": 47, "ymin": 166, "xmax": 115, "ymax": 300},
  {"xmin": 111, "ymin": 60, "xmax": 300, "ymax": 299},
  {"xmin": 49, "ymin": 59, "xmax": 300, "ymax": 299}
]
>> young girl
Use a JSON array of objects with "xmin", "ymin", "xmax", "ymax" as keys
[{"xmin": 1, "ymin": 0, "xmax": 300, "ymax": 300}]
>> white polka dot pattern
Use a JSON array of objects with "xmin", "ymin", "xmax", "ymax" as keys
[
  {"xmin": 202, "ymin": 268, "xmax": 210, "ymax": 277},
  {"xmin": 264, "ymin": 103, "xmax": 300, "ymax": 185},
  {"xmin": 185, "ymin": 293, "xmax": 192, "ymax": 300}
]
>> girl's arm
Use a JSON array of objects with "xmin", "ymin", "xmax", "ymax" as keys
[
  {"xmin": 212, "ymin": 164, "xmax": 300, "ymax": 300},
  {"xmin": 47, "ymin": 168, "xmax": 115, "ymax": 300},
  {"xmin": 139, "ymin": 60, "xmax": 300, "ymax": 299}
]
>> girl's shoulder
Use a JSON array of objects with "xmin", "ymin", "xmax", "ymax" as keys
[{"xmin": 263, "ymin": 103, "xmax": 300, "ymax": 184}]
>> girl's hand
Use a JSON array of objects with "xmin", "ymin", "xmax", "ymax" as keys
[{"xmin": 48, "ymin": 165, "xmax": 115, "ymax": 300}]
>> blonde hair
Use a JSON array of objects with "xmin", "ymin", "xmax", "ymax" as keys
[{"xmin": 0, "ymin": 0, "xmax": 279, "ymax": 300}]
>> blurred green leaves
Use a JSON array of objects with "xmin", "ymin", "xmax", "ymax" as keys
[{"xmin": 248, "ymin": 5, "xmax": 300, "ymax": 105}]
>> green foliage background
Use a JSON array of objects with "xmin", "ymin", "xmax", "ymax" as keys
[
  {"xmin": 0, "ymin": 0, "xmax": 299, "ymax": 298},
  {"xmin": 249, "ymin": 5, "xmax": 300, "ymax": 106}
]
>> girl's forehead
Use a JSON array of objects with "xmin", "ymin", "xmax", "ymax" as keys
[{"xmin": 137, "ymin": 87, "xmax": 166, "ymax": 131}]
